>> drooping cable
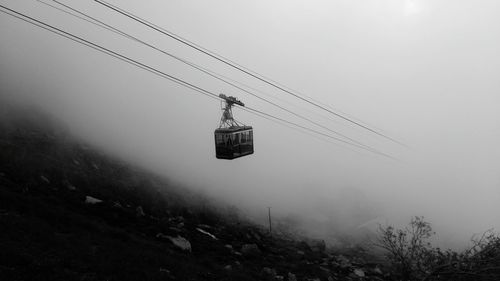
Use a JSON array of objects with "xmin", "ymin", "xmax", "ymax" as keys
[
  {"xmin": 0, "ymin": 4, "xmax": 396, "ymax": 160},
  {"xmin": 94, "ymin": 0, "xmax": 406, "ymax": 147},
  {"xmin": 39, "ymin": 0, "xmax": 378, "ymax": 152}
]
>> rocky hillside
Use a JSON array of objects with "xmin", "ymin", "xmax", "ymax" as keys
[{"xmin": 0, "ymin": 106, "xmax": 389, "ymax": 281}]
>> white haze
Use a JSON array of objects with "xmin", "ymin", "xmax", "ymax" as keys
[{"xmin": 1, "ymin": 0, "xmax": 500, "ymax": 248}]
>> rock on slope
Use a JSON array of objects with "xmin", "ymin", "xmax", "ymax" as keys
[{"xmin": 0, "ymin": 106, "xmax": 389, "ymax": 281}]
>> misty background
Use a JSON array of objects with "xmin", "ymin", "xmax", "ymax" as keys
[{"xmin": 1, "ymin": 0, "xmax": 499, "ymax": 249}]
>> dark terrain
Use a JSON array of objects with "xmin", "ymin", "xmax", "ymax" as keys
[{"xmin": 0, "ymin": 106, "xmax": 388, "ymax": 281}]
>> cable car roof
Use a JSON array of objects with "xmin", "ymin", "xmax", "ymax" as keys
[{"xmin": 215, "ymin": 126, "xmax": 253, "ymax": 133}]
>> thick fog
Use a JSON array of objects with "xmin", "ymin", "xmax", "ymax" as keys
[{"xmin": 1, "ymin": 0, "xmax": 500, "ymax": 248}]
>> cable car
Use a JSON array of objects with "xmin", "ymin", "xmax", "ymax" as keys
[{"xmin": 215, "ymin": 94, "xmax": 254, "ymax": 159}]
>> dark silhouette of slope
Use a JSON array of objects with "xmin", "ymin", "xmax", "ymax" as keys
[{"xmin": 0, "ymin": 104, "xmax": 388, "ymax": 281}]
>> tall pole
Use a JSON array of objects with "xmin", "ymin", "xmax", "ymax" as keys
[{"xmin": 267, "ymin": 207, "xmax": 272, "ymax": 236}]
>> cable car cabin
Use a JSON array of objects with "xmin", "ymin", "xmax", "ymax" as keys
[{"xmin": 214, "ymin": 126, "xmax": 253, "ymax": 159}]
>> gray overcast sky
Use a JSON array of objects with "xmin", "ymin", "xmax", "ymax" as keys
[{"xmin": 1, "ymin": 0, "xmax": 500, "ymax": 246}]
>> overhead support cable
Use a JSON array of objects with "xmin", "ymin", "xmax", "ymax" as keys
[
  {"xmin": 94, "ymin": 0, "xmax": 406, "ymax": 147},
  {"xmin": 0, "ymin": 4, "xmax": 397, "ymax": 160},
  {"xmin": 39, "ymin": 0, "xmax": 378, "ymax": 152}
]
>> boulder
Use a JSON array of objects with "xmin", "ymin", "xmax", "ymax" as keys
[
  {"xmin": 336, "ymin": 255, "xmax": 352, "ymax": 269},
  {"xmin": 250, "ymin": 230, "xmax": 262, "ymax": 241},
  {"xmin": 40, "ymin": 175, "xmax": 50, "ymax": 183},
  {"xmin": 287, "ymin": 272, "xmax": 297, "ymax": 281},
  {"xmin": 159, "ymin": 268, "xmax": 170, "ymax": 273},
  {"xmin": 63, "ymin": 180, "xmax": 76, "ymax": 191},
  {"xmin": 353, "ymin": 268, "xmax": 365, "ymax": 277},
  {"xmin": 169, "ymin": 227, "xmax": 182, "ymax": 233},
  {"xmin": 261, "ymin": 267, "xmax": 276, "ymax": 280},
  {"xmin": 241, "ymin": 243, "xmax": 261, "ymax": 257},
  {"xmin": 319, "ymin": 266, "xmax": 331, "ymax": 275},
  {"xmin": 136, "ymin": 206, "xmax": 145, "ymax": 217},
  {"xmin": 371, "ymin": 266, "xmax": 383, "ymax": 275},
  {"xmin": 85, "ymin": 196, "xmax": 103, "ymax": 204},
  {"xmin": 156, "ymin": 233, "xmax": 169, "ymax": 240},
  {"xmin": 167, "ymin": 235, "xmax": 191, "ymax": 252},
  {"xmin": 196, "ymin": 227, "xmax": 218, "ymax": 240}
]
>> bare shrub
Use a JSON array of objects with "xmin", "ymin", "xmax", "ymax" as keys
[
  {"xmin": 374, "ymin": 216, "xmax": 434, "ymax": 280},
  {"xmin": 375, "ymin": 217, "xmax": 500, "ymax": 281}
]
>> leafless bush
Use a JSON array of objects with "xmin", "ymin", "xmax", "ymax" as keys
[
  {"xmin": 374, "ymin": 217, "xmax": 500, "ymax": 281},
  {"xmin": 374, "ymin": 216, "xmax": 434, "ymax": 280},
  {"xmin": 423, "ymin": 230, "xmax": 500, "ymax": 281}
]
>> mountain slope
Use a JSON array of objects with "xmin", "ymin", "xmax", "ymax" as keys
[{"xmin": 0, "ymin": 105, "xmax": 387, "ymax": 281}]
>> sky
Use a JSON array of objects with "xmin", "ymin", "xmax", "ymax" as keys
[{"xmin": 1, "ymin": 0, "xmax": 500, "ymax": 248}]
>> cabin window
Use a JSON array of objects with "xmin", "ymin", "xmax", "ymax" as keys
[{"xmin": 216, "ymin": 134, "xmax": 224, "ymax": 144}]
